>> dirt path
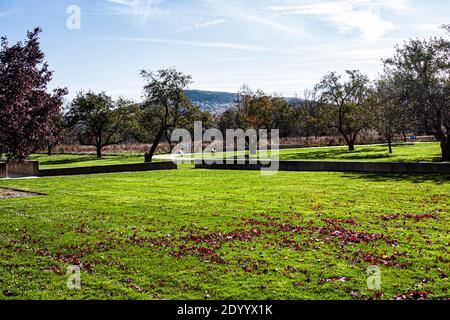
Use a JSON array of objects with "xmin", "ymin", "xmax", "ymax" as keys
[{"xmin": 0, "ymin": 188, "xmax": 41, "ymax": 199}]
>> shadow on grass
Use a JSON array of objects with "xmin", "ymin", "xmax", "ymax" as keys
[{"xmin": 343, "ymin": 173, "xmax": 450, "ymax": 184}]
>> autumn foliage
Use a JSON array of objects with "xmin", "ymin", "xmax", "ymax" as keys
[{"xmin": 0, "ymin": 28, "xmax": 67, "ymax": 161}]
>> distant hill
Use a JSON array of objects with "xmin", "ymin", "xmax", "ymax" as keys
[
  {"xmin": 185, "ymin": 90, "xmax": 237, "ymax": 113},
  {"xmin": 185, "ymin": 89, "xmax": 305, "ymax": 113}
]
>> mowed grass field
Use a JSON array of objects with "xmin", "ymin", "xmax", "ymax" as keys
[
  {"xmin": 0, "ymin": 168, "xmax": 449, "ymax": 300},
  {"xmin": 273, "ymin": 142, "xmax": 443, "ymax": 162},
  {"xmin": 175, "ymin": 142, "xmax": 444, "ymax": 163},
  {"xmin": 28, "ymin": 142, "xmax": 444, "ymax": 170},
  {"xmin": 29, "ymin": 153, "xmax": 147, "ymax": 169},
  {"xmin": 188, "ymin": 142, "xmax": 443, "ymax": 163}
]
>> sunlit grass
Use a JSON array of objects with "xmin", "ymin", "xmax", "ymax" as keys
[
  {"xmin": 29, "ymin": 153, "xmax": 149, "ymax": 169},
  {"xmin": 28, "ymin": 142, "xmax": 444, "ymax": 170},
  {"xmin": 0, "ymin": 168, "xmax": 448, "ymax": 299}
]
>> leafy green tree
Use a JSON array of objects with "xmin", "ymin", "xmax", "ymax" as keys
[
  {"xmin": 139, "ymin": 68, "xmax": 194, "ymax": 162},
  {"xmin": 383, "ymin": 30, "xmax": 450, "ymax": 160},
  {"xmin": 66, "ymin": 91, "xmax": 135, "ymax": 158},
  {"xmin": 216, "ymin": 107, "xmax": 240, "ymax": 135},
  {"xmin": 295, "ymin": 89, "xmax": 326, "ymax": 138},
  {"xmin": 371, "ymin": 78, "xmax": 412, "ymax": 153},
  {"xmin": 315, "ymin": 70, "xmax": 372, "ymax": 151},
  {"xmin": 224, "ymin": 87, "xmax": 296, "ymax": 138}
]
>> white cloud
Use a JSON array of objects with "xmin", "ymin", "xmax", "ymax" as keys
[
  {"xmin": 102, "ymin": 36, "xmax": 281, "ymax": 53},
  {"xmin": 238, "ymin": 12, "xmax": 310, "ymax": 39},
  {"xmin": 105, "ymin": 0, "xmax": 164, "ymax": 21},
  {"xmin": 202, "ymin": 0, "xmax": 309, "ymax": 40},
  {"xmin": 105, "ymin": 0, "xmax": 135, "ymax": 5},
  {"xmin": 194, "ymin": 18, "xmax": 226, "ymax": 29},
  {"xmin": 177, "ymin": 18, "xmax": 226, "ymax": 32},
  {"xmin": 377, "ymin": 0, "xmax": 412, "ymax": 11},
  {"xmin": 266, "ymin": 0, "xmax": 402, "ymax": 41}
]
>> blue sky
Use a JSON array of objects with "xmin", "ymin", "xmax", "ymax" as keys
[{"xmin": 0, "ymin": 0, "xmax": 448, "ymax": 100}]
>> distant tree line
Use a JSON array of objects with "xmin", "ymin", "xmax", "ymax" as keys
[
  {"xmin": 1, "ymin": 26, "xmax": 449, "ymax": 162},
  {"xmin": 215, "ymin": 25, "xmax": 450, "ymax": 159}
]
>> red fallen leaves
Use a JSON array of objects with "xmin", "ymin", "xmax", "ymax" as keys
[
  {"xmin": 437, "ymin": 268, "xmax": 448, "ymax": 279},
  {"xmin": 129, "ymin": 234, "xmax": 151, "ymax": 245},
  {"xmin": 53, "ymin": 252, "xmax": 92, "ymax": 271},
  {"xmin": 342, "ymin": 249, "xmax": 410, "ymax": 269},
  {"xmin": 280, "ymin": 236, "xmax": 302, "ymax": 250},
  {"xmin": 273, "ymin": 223, "xmax": 305, "ymax": 233},
  {"xmin": 344, "ymin": 288, "xmax": 362, "ymax": 299},
  {"xmin": 237, "ymin": 258, "xmax": 269, "ymax": 273},
  {"xmin": 368, "ymin": 292, "xmax": 384, "ymax": 300},
  {"xmin": 242, "ymin": 216, "xmax": 390, "ymax": 245},
  {"xmin": 35, "ymin": 248, "xmax": 93, "ymax": 272},
  {"xmin": 44, "ymin": 263, "xmax": 64, "ymax": 275},
  {"xmin": 148, "ymin": 214, "xmax": 402, "ymax": 272},
  {"xmin": 317, "ymin": 224, "xmax": 388, "ymax": 244},
  {"xmin": 185, "ymin": 228, "xmax": 262, "ymax": 244},
  {"xmin": 169, "ymin": 228, "xmax": 264, "ymax": 264},
  {"xmin": 361, "ymin": 252, "xmax": 409, "ymax": 268},
  {"xmin": 318, "ymin": 276, "xmax": 351, "ymax": 284},
  {"xmin": 323, "ymin": 218, "xmax": 358, "ymax": 226},
  {"xmin": 33, "ymin": 239, "xmax": 115, "ymax": 273},
  {"xmin": 395, "ymin": 290, "xmax": 431, "ymax": 300},
  {"xmin": 380, "ymin": 213, "xmax": 438, "ymax": 222}
]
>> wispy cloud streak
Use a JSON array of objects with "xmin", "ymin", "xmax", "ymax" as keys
[
  {"xmin": 102, "ymin": 36, "xmax": 282, "ymax": 52},
  {"xmin": 105, "ymin": 0, "xmax": 164, "ymax": 22},
  {"xmin": 265, "ymin": 0, "xmax": 406, "ymax": 41}
]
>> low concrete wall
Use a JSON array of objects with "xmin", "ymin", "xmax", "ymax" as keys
[
  {"xmin": 0, "ymin": 161, "xmax": 40, "ymax": 178},
  {"xmin": 0, "ymin": 162, "xmax": 6, "ymax": 178},
  {"xmin": 39, "ymin": 161, "xmax": 177, "ymax": 177},
  {"xmin": 196, "ymin": 160, "xmax": 450, "ymax": 174}
]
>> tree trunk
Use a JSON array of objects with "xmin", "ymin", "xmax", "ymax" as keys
[
  {"xmin": 47, "ymin": 144, "xmax": 53, "ymax": 155},
  {"xmin": 343, "ymin": 135, "xmax": 355, "ymax": 151},
  {"xmin": 145, "ymin": 129, "xmax": 165, "ymax": 163},
  {"xmin": 441, "ymin": 140, "xmax": 450, "ymax": 161},
  {"xmin": 348, "ymin": 142, "xmax": 355, "ymax": 151},
  {"xmin": 340, "ymin": 130, "xmax": 356, "ymax": 151},
  {"xmin": 96, "ymin": 145, "xmax": 102, "ymax": 158},
  {"xmin": 388, "ymin": 137, "xmax": 393, "ymax": 154}
]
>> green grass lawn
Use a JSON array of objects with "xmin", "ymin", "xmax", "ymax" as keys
[
  {"xmin": 27, "ymin": 142, "xmax": 444, "ymax": 170},
  {"xmin": 273, "ymin": 142, "xmax": 444, "ymax": 162},
  {"xmin": 0, "ymin": 168, "xmax": 448, "ymax": 299},
  {"xmin": 181, "ymin": 142, "xmax": 444, "ymax": 163},
  {"xmin": 29, "ymin": 153, "xmax": 148, "ymax": 169}
]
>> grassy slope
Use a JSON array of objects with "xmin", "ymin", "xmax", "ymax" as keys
[{"xmin": 0, "ymin": 169, "xmax": 448, "ymax": 300}]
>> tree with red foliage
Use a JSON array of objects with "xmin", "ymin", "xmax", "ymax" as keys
[{"xmin": 0, "ymin": 28, "xmax": 67, "ymax": 161}]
